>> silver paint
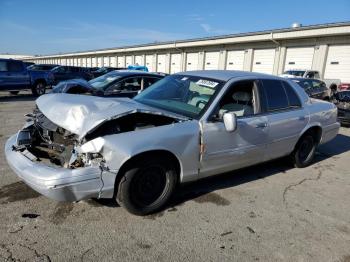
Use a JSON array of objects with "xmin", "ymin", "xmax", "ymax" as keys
[{"xmin": 5, "ymin": 71, "xmax": 340, "ymax": 202}]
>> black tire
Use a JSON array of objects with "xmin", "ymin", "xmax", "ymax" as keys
[
  {"xmin": 290, "ymin": 134, "xmax": 316, "ymax": 168},
  {"xmin": 116, "ymin": 155, "xmax": 178, "ymax": 216},
  {"xmin": 9, "ymin": 91, "xmax": 19, "ymax": 95},
  {"xmin": 31, "ymin": 81, "xmax": 46, "ymax": 96}
]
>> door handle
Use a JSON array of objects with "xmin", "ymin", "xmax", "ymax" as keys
[
  {"xmin": 299, "ymin": 116, "xmax": 306, "ymax": 121},
  {"xmin": 255, "ymin": 122, "xmax": 268, "ymax": 128}
]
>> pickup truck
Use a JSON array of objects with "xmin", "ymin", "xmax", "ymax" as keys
[
  {"xmin": 0, "ymin": 59, "xmax": 54, "ymax": 96},
  {"xmin": 280, "ymin": 69, "xmax": 341, "ymax": 91}
]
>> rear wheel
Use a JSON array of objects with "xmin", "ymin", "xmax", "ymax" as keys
[
  {"xmin": 32, "ymin": 81, "xmax": 46, "ymax": 96},
  {"xmin": 9, "ymin": 91, "xmax": 19, "ymax": 95},
  {"xmin": 290, "ymin": 135, "xmax": 316, "ymax": 168},
  {"xmin": 116, "ymin": 155, "xmax": 178, "ymax": 215}
]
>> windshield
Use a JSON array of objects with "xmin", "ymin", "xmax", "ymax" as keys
[
  {"xmin": 88, "ymin": 73, "xmax": 121, "ymax": 90},
  {"xmin": 134, "ymin": 74, "xmax": 224, "ymax": 119},
  {"xmin": 284, "ymin": 70, "xmax": 306, "ymax": 77}
]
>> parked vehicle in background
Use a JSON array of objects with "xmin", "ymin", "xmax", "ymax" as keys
[
  {"xmin": 292, "ymin": 78, "xmax": 331, "ymax": 100},
  {"xmin": 280, "ymin": 69, "xmax": 340, "ymax": 91},
  {"xmin": 0, "ymin": 59, "xmax": 54, "ymax": 96},
  {"xmin": 332, "ymin": 90, "xmax": 350, "ymax": 125},
  {"xmin": 50, "ymin": 66, "xmax": 93, "ymax": 85},
  {"xmin": 27, "ymin": 64, "xmax": 58, "ymax": 71},
  {"xmin": 90, "ymin": 67, "xmax": 126, "ymax": 78},
  {"xmin": 127, "ymin": 65, "xmax": 148, "ymax": 72},
  {"xmin": 338, "ymin": 83, "xmax": 350, "ymax": 91},
  {"xmin": 23, "ymin": 61, "xmax": 35, "ymax": 68},
  {"xmin": 51, "ymin": 70, "xmax": 165, "ymax": 98},
  {"xmin": 5, "ymin": 70, "xmax": 340, "ymax": 215}
]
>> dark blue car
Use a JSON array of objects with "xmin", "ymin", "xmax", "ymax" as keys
[{"xmin": 51, "ymin": 70, "xmax": 165, "ymax": 98}]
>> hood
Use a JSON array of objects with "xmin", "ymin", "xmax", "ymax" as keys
[{"xmin": 36, "ymin": 94, "xmax": 185, "ymax": 140}]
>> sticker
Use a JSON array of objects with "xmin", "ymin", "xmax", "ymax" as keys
[{"xmin": 196, "ymin": 79, "xmax": 219, "ymax": 88}]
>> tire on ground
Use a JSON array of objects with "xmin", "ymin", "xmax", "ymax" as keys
[{"xmin": 116, "ymin": 154, "xmax": 178, "ymax": 216}]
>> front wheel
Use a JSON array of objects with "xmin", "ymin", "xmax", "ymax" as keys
[
  {"xmin": 32, "ymin": 81, "xmax": 46, "ymax": 96},
  {"xmin": 290, "ymin": 135, "xmax": 316, "ymax": 168},
  {"xmin": 116, "ymin": 156, "xmax": 178, "ymax": 215}
]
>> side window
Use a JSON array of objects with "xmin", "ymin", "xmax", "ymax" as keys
[
  {"xmin": 261, "ymin": 80, "xmax": 289, "ymax": 112},
  {"xmin": 305, "ymin": 71, "xmax": 314, "ymax": 78},
  {"xmin": 121, "ymin": 77, "xmax": 142, "ymax": 91},
  {"xmin": 282, "ymin": 81, "xmax": 302, "ymax": 107},
  {"xmin": 314, "ymin": 72, "xmax": 320, "ymax": 79},
  {"xmin": 143, "ymin": 77, "xmax": 161, "ymax": 89},
  {"xmin": 214, "ymin": 80, "xmax": 259, "ymax": 118},
  {"xmin": 0, "ymin": 61, "xmax": 8, "ymax": 72},
  {"xmin": 8, "ymin": 61, "xmax": 23, "ymax": 72}
]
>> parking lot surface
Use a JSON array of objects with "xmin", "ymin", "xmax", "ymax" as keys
[{"xmin": 0, "ymin": 91, "xmax": 349, "ymax": 262}]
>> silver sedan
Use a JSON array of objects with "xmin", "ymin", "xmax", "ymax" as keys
[{"xmin": 5, "ymin": 70, "xmax": 340, "ymax": 215}]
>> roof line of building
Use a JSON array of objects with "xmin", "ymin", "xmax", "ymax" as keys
[{"xmin": 32, "ymin": 21, "xmax": 350, "ymax": 58}]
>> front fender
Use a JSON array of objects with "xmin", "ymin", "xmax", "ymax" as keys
[{"xmin": 99, "ymin": 120, "xmax": 200, "ymax": 183}]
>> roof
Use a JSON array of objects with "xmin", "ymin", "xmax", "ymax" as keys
[
  {"xmin": 107, "ymin": 70, "xmax": 165, "ymax": 77},
  {"xmin": 177, "ymin": 70, "xmax": 282, "ymax": 81}
]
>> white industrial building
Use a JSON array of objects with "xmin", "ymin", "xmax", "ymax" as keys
[{"xmin": 25, "ymin": 22, "xmax": 350, "ymax": 83}]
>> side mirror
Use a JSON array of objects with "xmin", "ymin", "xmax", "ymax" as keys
[{"xmin": 223, "ymin": 112, "xmax": 237, "ymax": 132}]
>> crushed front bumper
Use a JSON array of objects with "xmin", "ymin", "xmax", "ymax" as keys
[{"xmin": 5, "ymin": 134, "xmax": 115, "ymax": 202}]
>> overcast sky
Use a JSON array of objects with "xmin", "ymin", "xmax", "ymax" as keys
[{"xmin": 0, "ymin": 0, "xmax": 349, "ymax": 55}]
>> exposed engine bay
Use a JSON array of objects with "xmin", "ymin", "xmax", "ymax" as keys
[{"xmin": 15, "ymin": 108, "xmax": 179, "ymax": 168}]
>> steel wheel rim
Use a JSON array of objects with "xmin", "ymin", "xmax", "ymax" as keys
[{"xmin": 130, "ymin": 166, "xmax": 167, "ymax": 208}]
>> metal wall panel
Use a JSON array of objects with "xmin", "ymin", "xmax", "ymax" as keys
[
  {"xmin": 125, "ymin": 56, "xmax": 133, "ymax": 67},
  {"xmin": 145, "ymin": 55, "xmax": 155, "ymax": 72},
  {"xmin": 170, "ymin": 53, "xmax": 182, "ymax": 74},
  {"xmin": 204, "ymin": 51, "xmax": 220, "ymax": 70},
  {"xmin": 284, "ymin": 47, "xmax": 315, "ymax": 71},
  {"xmin": 157, "ymin": 54, "xmax": 167, "ymax": 73},
  {"xmin": 324, "ymin": 45, "xmax": 350, "ymax": 83},
  {"xmin": 226, "ymin": 50, "xmax": 245, "ymax": 70},
  {"xmin": 186, "ymin": 52, "xmax": 199, "ymax": 71},
  {"xmin": 135, "ymin": 55, "xmax": 144, "ymax": 66},
  {"xmin": 117, "ymin": 56, "xmax": 125, "ymax": 67},
  {"xmin": 252, "ymin": 49, "xmax": 276, "ymax": 74}
]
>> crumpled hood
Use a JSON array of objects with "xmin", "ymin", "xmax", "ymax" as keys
[{"xmin": 36, "ymin": 94, "xmax": 179, "ymax": 140}]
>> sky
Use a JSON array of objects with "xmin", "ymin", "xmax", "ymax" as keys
[{"xmin": 0, "ymin": 0, "xmax": 349, "ymax": 55}]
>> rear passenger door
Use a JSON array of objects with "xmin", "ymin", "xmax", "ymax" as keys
[{"xmin": 260, "ymin": 79, "xmax": 308, "ymax": 160}]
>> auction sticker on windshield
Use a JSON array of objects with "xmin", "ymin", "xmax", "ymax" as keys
[{"xmin": 196, "ymin": 79, "xmax": 219, "ymax": 88}]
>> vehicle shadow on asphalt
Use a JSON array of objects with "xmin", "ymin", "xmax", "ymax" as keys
[
  {"xmin": 0, "ymin": 94, "xmax": 36, "ymax": 102},
  {"xmin": 91, "ymin": 133, "xmax": 350, "ymax": 210},
  {"xmin": 169, "ymin": 132, "xmax": 350, "ymax": 208}
]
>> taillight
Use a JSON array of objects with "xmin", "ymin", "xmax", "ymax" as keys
[{"xmin": 339, "ymin": 83, "xmax": 350, "ymax": 90}]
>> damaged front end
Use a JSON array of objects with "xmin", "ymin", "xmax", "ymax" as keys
[
  {"xmin": 14, "ymin": 108, "xmax": 102, "ymax": 169},
  {"xmin": 6, "ymin": 96, "xmax": 182, "ymax": 202}
]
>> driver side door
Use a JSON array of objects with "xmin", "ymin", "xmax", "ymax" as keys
[{"xmin": 199, "ymin": 79, "xmax": 269, "ymax": 178}]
